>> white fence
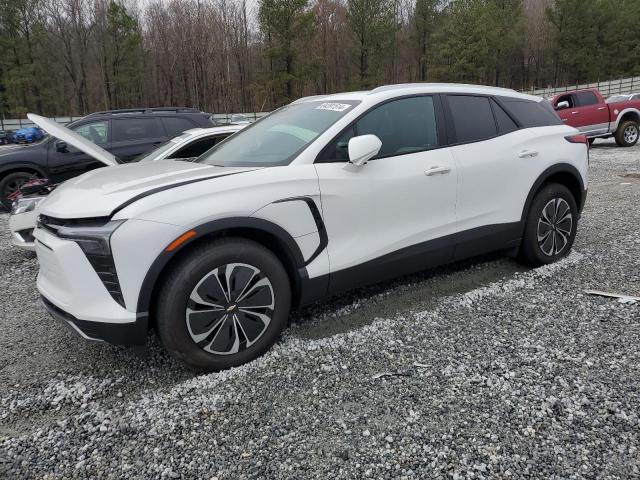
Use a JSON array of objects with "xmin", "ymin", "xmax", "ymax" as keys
[
  {"xmin": 0, "ymin": 112, "xmax": 269, "ymax": 131},
  {"xmin": 0, "ymin": 116, "xmax": 83, "ymax": 130},
  {"xmin": 522, "ymin": 76, "xmax": 640, "ymax": 98},
  {"xmin": 7, "ymin": 77, "xmax": 640, "ymax": 127}
]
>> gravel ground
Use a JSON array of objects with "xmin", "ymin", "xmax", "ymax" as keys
[{"xmin": 1, "ymin": 139, "xmax": 639, "ymax": 479}]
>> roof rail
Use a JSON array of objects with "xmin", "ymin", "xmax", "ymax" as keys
[
  {"xmin": 84, "ymin": 107, "xmax": 201, "ymax": 117},
  {"xmin": 368, "ymin": 83, "xmax": 519, "ymax": 94}
]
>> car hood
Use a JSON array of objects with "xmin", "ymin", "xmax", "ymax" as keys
[
  {"xmin": 27, "ymin": 113, "xmax": 117, "ymax": 166},
  {"xmin": 39, "ymin": 160, "xmax": 259, "ymax": 219}
]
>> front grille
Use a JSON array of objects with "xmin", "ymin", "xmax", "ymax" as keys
[{"xmin": 37, "ymin": 215, "xmax": 66, "ymax": 235}]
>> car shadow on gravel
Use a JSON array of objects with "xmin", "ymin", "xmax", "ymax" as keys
[{"xmin": 290, "ymin": 253, "xmax": 528, "ymax": 340}]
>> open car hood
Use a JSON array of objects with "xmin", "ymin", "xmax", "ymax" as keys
[{"xmin": 27, "ymin": 113, "xmax": 118, "ymax": 166}]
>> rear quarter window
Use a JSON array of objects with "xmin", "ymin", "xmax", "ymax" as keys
[{"xmin": 500, "ymin": 98, "xmax": 563, "ymax": 128}]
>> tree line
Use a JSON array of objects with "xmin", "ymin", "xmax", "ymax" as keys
[{"xmin": 1, "ymin": 0, "xmax": 640, "ymax": 118}]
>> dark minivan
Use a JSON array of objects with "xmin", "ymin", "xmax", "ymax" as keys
[{"xmin": 0, "ymin": 108, "xmax": 217, "ymax": 209}]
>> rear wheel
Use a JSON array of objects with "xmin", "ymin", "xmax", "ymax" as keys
[
  {"xmin": 0, "ymin": 171, "xmax": 37, "ymax": 210},
  {"xmin": 156, "ymin": 237, "xmax": 291, "ymax": 372},
  {"xmin": 615, "ymin": 120, "xmax": 639, "ymax": 147},
  {"xmin": 519, "ymin": 183, "xmax": 578, "ymax": 267}
]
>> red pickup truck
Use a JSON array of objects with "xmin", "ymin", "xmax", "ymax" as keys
[{"xmin": 549, "ymin": 88, "xmax": 640, "ymax": 147}]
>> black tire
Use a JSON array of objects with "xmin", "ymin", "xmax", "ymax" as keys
[
  {"xmin": 0, "ymin": 171, "xmax": 36, "ymax": 210},
  {"xmin": 615, "ymin": 120, "xmax": 639, "ymax": 147},
  {"xmin": 155, "ymin": 237, "xmax": 291, "ymax": 372},
  {"xmin": 519, "ymin": 183, "xmax": 578, "ymax": 267}
]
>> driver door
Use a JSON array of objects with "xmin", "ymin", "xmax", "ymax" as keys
[{"xmin": 314, "ymin": 95, "xmax": 458, "ymax": 293}]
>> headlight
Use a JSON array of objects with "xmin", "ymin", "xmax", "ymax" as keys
[
  {"xmin": 54, "ymin": 219, "xmax": 125, "ymax": 256},
  {"xmin": 11, "ymin": 196, "xmax": 45, "ymax": 215}
]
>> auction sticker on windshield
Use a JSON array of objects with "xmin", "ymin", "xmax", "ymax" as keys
[{"xmin": 316, "ymin": 103, "xmax": 352, "ymax": 112}]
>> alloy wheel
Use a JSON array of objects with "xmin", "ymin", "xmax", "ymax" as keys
[
  {"xmin": 2, "ymin": 175, "xmax": 31, "ymax": 204},
  {"xmin": 624, "ymin": 124, "xmax": 638, "ymax": 144},
  {"xmin": 185, "ymin": 263, "xmax": 274, "ymax": 355},
  {"xmin": 537, "ymin": 198, "xmax": 573, "ymax": 256}
]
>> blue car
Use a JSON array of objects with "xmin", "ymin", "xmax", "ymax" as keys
[{"xmin": 11, "ymin": 127, "xmax": 44, "ymax": 144}]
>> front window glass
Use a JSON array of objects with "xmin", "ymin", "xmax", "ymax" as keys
[
  {"xmin": 576, "ymin": 91, "xmax": 598, "ymax": 106},
  {"xmin": 318, "ymin": 96, "xmax": 439, "ymax": 162},
  {"xmin": 73, "ymin": 121, "xmax": 109, "ymax": 144},
  {"xmin": 196, "ymin": 100, "xmax": 359, "ymax": 167},
  {"xmin": 357, "ymin": 96, "xmax": 439, "ymax": 157}
]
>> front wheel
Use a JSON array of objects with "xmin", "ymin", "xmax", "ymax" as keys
[
  {"xmin": 155, "ymin": 237, "xmax": 291, "ymax": 372},
  {"xmin": 0, "ymin": 171, "xmax": 36, "ymax": 210},
  {"xmin": 615, "ymin": 120, "xmax": 639, "ymax": 147},
  {"xmin": 519, "ymin": 183, "xmax": 578, "ymax": 267}
]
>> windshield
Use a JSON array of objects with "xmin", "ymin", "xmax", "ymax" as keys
[
  {"xmin": 137, "ymin": 135, "xmax": 187, "ymax": 162},
  {"xmin": 196, "ymin": 100, "xmax": 359, "ymax": 167}
]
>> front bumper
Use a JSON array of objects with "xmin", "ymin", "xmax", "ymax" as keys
[
  {"xmin": 41, "ymin": 296, "xmax": 146, "ymax": 345},
  {"xmin": 9, "ymin": 210, "xmax": 38, "ymax": 251},
  {"xmin": 35, "ymin": 226, "xmax": 147, "ymax": 345}
]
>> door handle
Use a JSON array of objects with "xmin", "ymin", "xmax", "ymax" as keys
[
  {"xmin": 424, "ymin": 165, "xmax": 451, "ymax": 176},
  {"xmin": 518, "ymin": 149, "xmax": 539, "ymax": 158},
  {"xmin": 598, "ymin": 107, "xmax": 607, "ymax": 110},
  {"xmin": 571, "ymin": 111, "xmax": 579, "ymax": 114}
]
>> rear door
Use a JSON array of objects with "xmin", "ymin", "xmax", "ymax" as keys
[
  {"xmin": 45, "ymin": 119, "xmax": 111, "ymax": 182},
  {"xmin": 315, "ymin": 95, "xmax": 458, "ymax": 291},
  {"xmin": 444, "ymin": 95, "xmax": 534, "ymax": 258},
  {"xmin": 110, "ymin": 117, "xmax": 167, "ymax": 162}
]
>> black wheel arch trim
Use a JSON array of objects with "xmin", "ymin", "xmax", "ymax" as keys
[
  {"xmin": 0, "ymin": 162, "xmax": 48, "ymax": 179},
  {"xmin": 521, "ymin": 163, "xmax": 586, "ymax": 227},
  {"xmin": 135, "ymin": 215, "xmax": 314, "ymax": 317}
]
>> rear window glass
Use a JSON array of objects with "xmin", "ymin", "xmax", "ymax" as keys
[
  {"xmin": 162, "ymin": 117, "xmax": 196, "ymax": 137},
  {"xmin": 112, "ymin": 118, "xmax": 162, "ymax": 142},
  {"xmin": 501, "ymin": 99, "xmax": 563, "ymax": 128},
  {"xmin": 447, "ymin": 95, "xmax": 497, "ymax": 143}
]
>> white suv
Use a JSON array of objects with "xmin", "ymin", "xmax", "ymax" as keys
[{"xmin": 34, "ymin": 84, "xmax": 588, "ymax": 371}]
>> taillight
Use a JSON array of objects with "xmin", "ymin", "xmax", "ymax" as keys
[{"xmin": 565, "ymin": 134, "xmax": 588, "ymax": 145}]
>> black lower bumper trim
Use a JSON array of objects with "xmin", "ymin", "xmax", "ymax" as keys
[{"xmin": 41, "ymin": 296, "xmax": 147, "ymax": 346}]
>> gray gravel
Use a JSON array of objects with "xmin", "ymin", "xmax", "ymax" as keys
[{"xmin": 1, "ymin": 138, "xmax": 640, "ymax": 479}]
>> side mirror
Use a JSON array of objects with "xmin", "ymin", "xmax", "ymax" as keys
[
  {"xmin": 556, "ymin": 100, "xmax": 570, "ymax": 110},
  {"xmin": 55, "ymin": 140, "xmax": 68, "ymax": 152},
  {"xmin": 348, "ymin": 134, "xmax": 382, "ymax": 166}
]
